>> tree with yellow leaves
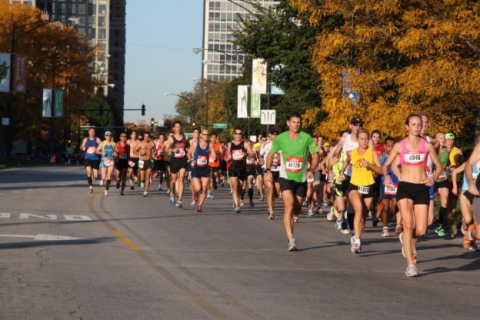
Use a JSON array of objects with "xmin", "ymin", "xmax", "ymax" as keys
[{"xmin": 290, "ymin": 0, "xmax": 480, "ymax": 141}]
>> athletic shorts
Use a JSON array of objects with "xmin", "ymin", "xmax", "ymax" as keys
[
  {"xmin": 334, "ymin": 175, "xmax": 350, "ymax": 197},
  {"xmin": 255, "ymin": 165, "xmax": 263, "ymax": 176},
  {"xmin": 115, "ymin": 161, "xmax": 129, "ymax": 171},
  {"xmin": 84, "ymin": 159, "xmax": 100, "ymax": 170},
  {"xmin": 271, "ymin": 171, "xmax": 280, "ymax": 183},
  {"xmin": 396, "ymin": 181, "xmax": 429, "ymax": 205},
  {"xmin": 246, "ymin": 169, "xmax": 256, "ymax": 177},
  {"xmin": 191, "ymin": 166, "xmax": 210, "ymax": 179},
  {"xmin": 139, "ymin": 159, "xmax": 153, "ymax": 171},
  {"xmin": 279, "ymin": 178, "xmax": 307, "ymax": 198},
  {"xmin": 128, "ymin": 157, "xmax": 139, "ymax": 170},
  {"xmin": 154, "ymin": 160, "xmax": 166, "ymax": 172},
  {"xmin": 434, "ymin": 179, "xmax": 449, "ymax": 192},
  {"xmin": 170, "ymin": 158, "xmax": 188, "ymax": 174},
  {"xmin": 348, "ymin": 183, "xmax": 375, "ymax": 198},
  {"xmin": 210, "ymin": 166, "xmax": 220, "ymax": 173},
  {"xmin": 460, "ymin": 189, "xmax": 477, "ymax": 205},
  {"xmin": 228, "ymin": 166, "xmax": 247, "ymax": 181}
]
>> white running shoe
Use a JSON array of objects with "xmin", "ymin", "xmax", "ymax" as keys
[
  {"xmin": 287, "ymin": 238, "xmax": 297, "ymax": 251},
  {"xmin": 99, "ymin": 180, "xmax": 104, "ymax": 186},
  {"xmin": 293, "ymin": 216, "xmax": 298, "ymax": 223},
  {"xmin": 158, "ymin": 185, "xmax": 162, "ymax": 191},
  {"xmin": 351, "ymin": 238, "xmax": 361, "ymax": 253},
  {"xmin": 308, "ymin": 209, "xmax": 314, "ymax": 217},
  {"xmin": 327, "ymin": 207, "xmax": 336, "ymax": 221},
  {"xmin": 191, "ymin": 200, "xmax": 196, "ymax": 206},
  {"xmin": 335, "ymin": 220, "xmax": 342, "ymax": 230},
  {"xmin": 104, "ymin": 190, "xmax": 108, "ymax": 196},
  {"xmin": 382, "ymin": 227, "xmax": 390, "ymax": 237},
  {"xmin": 89, "ymin": 186, "xmax": 93, "ymax": 193},
  {"xmin": 405, "ymin": 265, "xmax": 417, "ymax": 277}
]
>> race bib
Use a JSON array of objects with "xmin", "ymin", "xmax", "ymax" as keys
[
  {"xmin": 285, "ymin": 156, "xmax": 303, "ymax": 173},
  {"xmin": 232, "ymin": 150, "xmax": 244, "ymax": 160},
  {"xmin": 128, "ymin": 161, "xmax": 135, "ymax": 168},
  {"xmin": 384, "ymin": 184, "xmax": 398, "ymax": 195},
  {"xmin": 138, "ymin": 159, "xmax": 144, "ymax": 169},
  {"xmin": 438, "ymin": 168, "xmax": 448, "ymax": 180},
  {"xmin": 307, "ymin": 177, "xmax": 314, "ymax": 183},
  {"xmin": 87, "ymin": 146, "xmax": 96, "ymax": 154},
  {"xmin": 404, "ymin": 153, "xmax": 425, "ymax": 164},
  {"xmin": 197, "ymin": 155, "xmax": 208, "ymax": 166},
  {"xmin": 358, "ymin": 186, "xmax": 370, "ymax": 195},
  {"xmin": 209, "ymin": 157, "xmax": 216, "ymax": 163},
  {"xmin": 104, "ymin": 159, "xmax": 114, "ymax": 167},
  {"xmin": 174, "ymin": 149, "xmax": 186, "ymax": 158},
  {"xmin": 119, "ymin": 153, "xmax": 128, "ymax": 160},
  {"xmin": 246, "ymin": 158, "xmax": 255, "ymax": 165}
]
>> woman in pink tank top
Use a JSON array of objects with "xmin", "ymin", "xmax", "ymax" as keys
[{"xmin": 381, "ymin": 114, "xmax": 442, "ymax": 277}]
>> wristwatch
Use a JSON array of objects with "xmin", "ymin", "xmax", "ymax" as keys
[{"xmin": 265, "ymin": 168, "xmax": 271, "ymax": 172}]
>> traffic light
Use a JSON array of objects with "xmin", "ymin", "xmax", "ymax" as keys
[
  {"xmin": 192, "ymin": 120, "xmax": 196, "ymax": 128},
  {"xmin": 141, "ymin": 104, "xmax": 146, "ymax": 116},
  {"xmin": 150, "ymin": 117, "xmax": 155, "ymax": 128}
]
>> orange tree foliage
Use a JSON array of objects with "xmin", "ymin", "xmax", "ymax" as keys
[
  {"xmin": 290, "ymin": 0, "xmax": 480, "ymax": 141},
  {"xmin": 0, "ymin": 0, "xmax": 98, "ymax": 152}
]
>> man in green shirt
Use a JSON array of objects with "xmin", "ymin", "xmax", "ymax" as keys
[{"xmin": 265, "ymin": 112, "xmax": 319, "ymax": 251}]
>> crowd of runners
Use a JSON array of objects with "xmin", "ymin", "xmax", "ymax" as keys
[{"xmin": 80, "ymin": 112, "xmax": 480, "ymax": 277}]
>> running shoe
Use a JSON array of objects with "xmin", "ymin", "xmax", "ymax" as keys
[
  {"xmin": 206, "ymin": 190, "xmax": 212, "ymax": 198},
  {"xmin": 176, "ymin": 200, "xmax": 183, "ymax": 208},
  {"xmin": 395, "ymin": 224, "xmax": 403, "ymax": 234},
  {"xmin": 134, "ymin": 178, "xmax": 138, "ymax": 185},
  {"xmin": 308, "ymin": 209, "xmax": 314, "ymax": 217},
  {"xmin": 120, "ymin": 191, "xmax": 124, "ymax": 196},
  {"xmin": 268, "ymin": 211, "xmax": 274, "ymax": 220},
  {"xmin": 89, "ymin": 186, "xmax": 93, "ymax": 193},
  {"xmin": 240, "ymin": 200, "xmax": 244, "ymax": 207},
  {"xmin": 372, "ymin": 216, "xmax": 379, "ymax": 227},
  {"xmin": 235, "ymin": 206, "xmax": 241, "ymax": 214},
  {"xmin": 293, "ymin": 216, "xmax": 298, "ymax": 223},
  {"xmin": 210, "ymin": 193, "xmax": 214, "ymax": 199},
  {"xmin": 104, "ymin": 190, "xmax": 108, "ymax": 196},
  {"xmin": 193, "ymin": 192, "xmax": 199, "ymax": 203},
  {"xmin": 405, "ymin": 265, "xmax": 417, "ymax": 277},
  {"xmin": 435, "ymin": 226, "xmax": 446, "ymax": 237},
  {"xmin": 191, "ymin": 200, "xmax": 196, "ymax": 206},
  {"xmin": 166, "ymin": 188, "xmax": 170, "ymax": 194},
  {"xmin": 399, "ymin": 232, "xmax": 406, "ymax": 258},
  {"xmin": 116, "ymin": 181, "xmax": 120, "ymax": 189},
  {"xmin": 140, "ymin": 182, "xmax": 145, "ymax": 188},
  {"xmin": 143, "ymin": 191, "xmax": 148, "ymax": 197},
  {"xmin": 158, "ymin": 185, "xmax": 162, "ymax": 191},
  {"xmin": 99, "ymin": 180, "xmax": 104, "ymax": 186},
  {"xmin": 321, "ymin": 203, "xmax": 329, "ymax": 209},
  {"xmin": 335, "ymin": 220, "xmax": 342, "ymax": 230},
  {"xmin": 351, "ymin": 238, "xmax": 361, "ymax": 253},
  {"xmin": 326, "ymin": 207, "xmax": 336, "ymax": 221},
  {"xmin": 303, "ymin": 199, "xmax": 309, "ymax": 207},
  {"xmin": 259, "ymin": 196, "xmax": 264, "ymax": 201},
  {"xmin": 169, "ymin": 196, "xmax": 175, "ymax": 206},
  {"xmin": 130, "ymin": 186, "xmax": 134, "ymax": 191},
  {"xmin": 249, "ymin": 201, "xmax": 254, "ymax": 207},
  {"xmin": 382, "ymin": 227, "xmax": 390, "ymax": 238},
  {"xmin": 196, "ymin": 205, "xmax": 202, "ymax": 212},
  {"xmin": 221, "ymin": 181, "xmax": 224, "ymax": 187},
  {"xmin": 287, "ymin": 238, "xmax": 297, "ymax": 251},
  {"xmin": 340, "ymin": 229, "xmax": 350, "ymax": 234}
]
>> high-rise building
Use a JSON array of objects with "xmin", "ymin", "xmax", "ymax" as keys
[
  {"xmin": 201, "ymin": 0, "xmax": 277, "ymax": 81},
  {"xmin": 10, "ymin": 0, "xmax": 126, "ymax": 124}
]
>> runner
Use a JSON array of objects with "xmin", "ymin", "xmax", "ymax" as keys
[
  {"xmin": 265, "ymin": 112, "xmax": 319, "ymax": 251},
  {"xmin": 379, "ymin": 136, "xmax": 398, "ymax": 237},
  {"xmin": 419, "ymin": 114, "xmax": 436, "ymax": 232},
  {"xmin": 433, "ymin": 132, "xmax": 450, "ymax": 237},
  {"xmin": 208, "ymin": 132, "xmax": 224, "ymax": 199},
  {"xmin": 189, "ymin": 128, "xmax": 200, "ymax": 204},
  {"xmin": 371, "ymin": 129, "xmax": 385, "ymax": 227},
  {"xmin": 80, "ymin": 127, "xmax": 102, "ymax": 193},
  {"xmin": 127, "ymin": 131, "xmax": 140, "ymax": 190},
  {"xmin": 382, "ymin": 114, "xmax": 442, "ymax": 277},
  {"xmin": 154, "ymin": 134, "xmax": 167, "ymax": 191},
  {"xmin": 339, "ymin": 128, "xmax": 383, "ymax": 253},
  {"xmin": 115, "ymin": 132, "xmax": 130, "ymax": 195},
  {"xmin": 244, "ymin": 143, "xmax": 257, "ymax": 207},
  {"xmin": 135, "ymin": 132, "xmax": 155, "ymax": 197},
  {"xmin": 96, "ymin": 131, "xmax": 116, "ymax": 196},
  {"xmin": 165, "ymin": 121, "xmax": 190, "ymax": 207},
  {"xmin": 188, "ymin": 129, "xmax": 216, "ymax": 212},
  {"xmin": 227, "ymin": 128, "xmax": 255, "ymax": 213},
  {"xmin": 259, "ymin": 127, "xmax": 281, "ymax": 219},
  {"xmin": 445, "ymin": 132, "xmax": 464, "ymax": 237}
]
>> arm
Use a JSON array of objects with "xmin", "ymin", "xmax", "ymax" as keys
[
  {"xmin": 382, "ymin": 142, "xmax": 401, "ymax": 186},
  {"xmin": 80, "ymin": 138, "xmax": 87, "ymax": 151},
  {"xmin": 465, "ymin": 144, "xmax": 480, "ymax": 195},
  {"xmin": 245, "ymin": 141, "xmax": 255, "ymax": 158},
  {"xmin": 308, "ymin": 152, "xmax": 320, "ymax": 179},
  {"xmin": 390, "ymin": 156, "xmax": 402, "ymax": 181},
  {"xmin": 425, "ymin": 143, "xmax": 442, "ymax": 185},
  {"xmin": 332, "ymin": 136, "xmax": 345, "ymax": 158},
  {"xmin": 96, "ymin": 142, "xmax": 104, "ymax": 155},
  {"xmin": 362, "ymin": 148, "xmax": 383, "ymax": 175},
  {"xmin": 164, "ymin": 137, "xmax": 174, "ymax": 153},
  {"xmin": 339, "ymin": 153, "xmax": 351, "ymax": 181},
  {"xmin": 451, "ymin": 162, "xmax": 466, "ymax": 195}
]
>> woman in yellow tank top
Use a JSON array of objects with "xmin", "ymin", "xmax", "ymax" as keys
[{"xmin": 340, "ymin": 128, "xmax": 383, "ymax": 254}]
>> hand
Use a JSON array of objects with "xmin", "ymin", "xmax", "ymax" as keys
[
  {"xmin": 423, "ymin": 176, "xmax": 434, "ymax": 187},
  {"xmin": 265, "ymin": 171, "xmax": 273, "ymax": 182},
  {"xmin": 339, "ymin": 173, "xmax": 345, "ymax": 182},
  {"xmin": 361, "ymin": 158, "xmax": 370, "ymax": 168},
  {"xmin": 452, "ymin": 186, "xmax": 458, "ymax": 196},
  {"xmin": 468, "ymin": 185, "xmax": 479, "ymax": 196}
]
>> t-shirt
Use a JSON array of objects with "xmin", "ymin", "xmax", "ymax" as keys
[{"xmin": 270, "ymin": 131, "xmax": 318, "ymax": 183}]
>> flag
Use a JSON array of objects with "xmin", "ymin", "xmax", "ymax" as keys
[
  {"xmin": 42, "ymin": 88, "xmax": 52, "ymax": 118},
  {"xmin": 14, "ymin": 54, "xmax": 27, "ymax": 93},
  {"xmin": 252, "ymin": 59, "xmax": 267, "ymax": 94},
  {"xmin": 250, "ymin": 93, "xmax": 261, "ymax": 118},
  {"xmin": 54, "ymin": 89, "xmax": 64, "ymax": 118},
  {"xmin": 237, "ymin": 85, "xmax": 249, "ymax": 118},
  {"xmin": 0, "ymin": 53, "xmax": 11, "ymax": 93}
]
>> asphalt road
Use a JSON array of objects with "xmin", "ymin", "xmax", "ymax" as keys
[{"xmin": 1, "ymin": 165, "xmax": 479, "ymax": 320}]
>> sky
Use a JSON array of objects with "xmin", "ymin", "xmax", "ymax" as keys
[{"xmin": 124, "ymin": 0, "xmax": 204, "ymax": 124}]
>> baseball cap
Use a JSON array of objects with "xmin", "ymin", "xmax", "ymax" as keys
[
  {"xmin": 269, "ymin": 127, "xmax": 279, "ymax": 135},
  {"xmin": 350, "ymin": 116, "xmax": 363, "ymax": 126},
  {"xmin": 445, "ymin": 133, "xmax": 455, "ymax": 140},
  {"xmin": 105, "ymin": 131, "xmax": 112, "ymax": 136},
  {"xmin": 324, "ymin": 142, "xmax": 330, "ymax": 147}
]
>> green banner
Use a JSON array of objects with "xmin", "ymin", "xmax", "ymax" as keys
[
  {"xmin": 54, "ymin": 89, "xmax": 64, "ymax": 118},
  {"xmin": 250, "ymin": 93, "xmax": 261, "ymax": 118}
]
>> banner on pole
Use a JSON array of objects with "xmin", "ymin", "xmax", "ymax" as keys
[
  {"xmin": 0, "ymin": 53, "xmax": 11, "ymax": 93},
  {"xmin": 237, "ymin": 85, "xmax": 249, "ymax": 118},
  {"xmin": 250, "ymin": 93, "xmax": 261, "ymax": 118},
  {"xmin": 252, "ymin": 59, "xmax": 267, "ymax": 94},
  {"xmin": 42, "ymin": 88, "xmax": 52, "ymax": 118},
  {"xmin": 54, "ymin": 89, "xmax": 64, "ymax": 118},
  {"xmin": 14, "ymin": 54, "xmax": 27, "ymax": 93}
]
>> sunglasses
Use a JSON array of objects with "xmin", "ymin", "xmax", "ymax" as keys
[
  {"xmin": 234, "ymin": 132, "xmax": 242, "ymax": 135},
  {"xmin": 201, "ymin": 133, "xmax": 208, "ymax": 136}
]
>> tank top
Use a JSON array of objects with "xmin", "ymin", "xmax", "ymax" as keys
[
  {"xmin": 171, "ymin": 135, "xmax": 188, "ymax": 160},
  {"xmin": 102, "ymin": 141, "xmax": 115, "ymax": 167},
  {"xmin": 155, "ymin": 141, "xmax": 164, "ymax": 161},
  {"xmin": 350, "ymin": 147, "xmax": 375, "ymax": 186},
  {"xmin": 399, "ymin": 138, "xmax": 428, "ymax": 166},
  {"xmin": 342, "ymin": 134, "xmax": 358, "ymax": 176},
  {"xmin": 461, "ymin": 160, "xmax": 480, "ymax": 190},
  {"xmin": 436, "ymin": 147, "xmax": 450, "ymax": 181},
  {"xmin": 449, "ymin": 147, "xmax": 462, "ymax": 182},
  {"xmin": 230, "ymin": 141, "xmax": 246, "ymax": 170},
  {"xmin": 116, "ymin": 142, "xmax": 129, "ymax": 162},
  {"xmin": 209, "ymin": 142, "xmax": 222, "ymax": 167},
  {"xmin": 193, "ymin": 141, "xmax": 210, "ymax": 167},
  {"xmin": 84, "ymin": 137, "xmax": 99, "ymax": 161}
]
